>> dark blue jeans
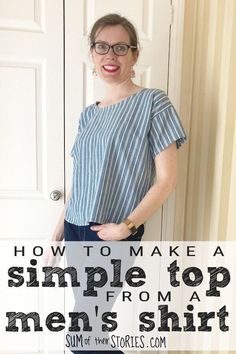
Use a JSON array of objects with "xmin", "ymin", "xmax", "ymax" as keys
[
  {"xmin": 64, "ymin": 220, "xmax": 144, "ymax": 354},
  {"xmin": 64, "ymin": 220, "xmax": 144, "ymax": 242}
]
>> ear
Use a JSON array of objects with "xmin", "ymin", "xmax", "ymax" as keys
[
  {"xmin": 90, "ymin": 47, "xmax": 95, "ymax": 63},
  {"xmin": 132, "ymin": 49, "xmax": 139, "ymax": 65}
]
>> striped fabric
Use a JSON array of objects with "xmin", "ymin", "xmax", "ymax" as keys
[{"xmin": 65, "ymin": 88, "xmax": 187, "ymax": 226}]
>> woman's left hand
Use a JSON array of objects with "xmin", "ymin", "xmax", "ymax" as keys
[{"xmin": 90, "ymin": 223, "xmax": 131, "ymax": 240}]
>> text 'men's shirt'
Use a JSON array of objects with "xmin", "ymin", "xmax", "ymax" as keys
[{"xmin": 65, "ymin": 88, "xmax": 187, "ymax": 226}]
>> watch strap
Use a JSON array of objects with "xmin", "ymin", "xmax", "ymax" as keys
[{"xmin": 122, "ymin": 218, "xmax": 138, "ymax": 235}]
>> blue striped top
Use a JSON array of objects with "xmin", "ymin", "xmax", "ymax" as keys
[{"xmin": 65, "ymin": 88, "xmax": 187, "ymax": 226}]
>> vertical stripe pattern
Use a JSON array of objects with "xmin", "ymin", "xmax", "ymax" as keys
[{"xmin": 65, "ymin": 88, "xmax": 187, "ymax": 225}]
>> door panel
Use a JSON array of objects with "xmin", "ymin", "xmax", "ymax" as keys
[{"xmin": 0, "ymin": 0, "xmax": 64, "ymax": 238}]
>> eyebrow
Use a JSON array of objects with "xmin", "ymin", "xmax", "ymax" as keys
[{"xmin": 95, "ymin": 41, "xmax": 129, "ymax": 45}]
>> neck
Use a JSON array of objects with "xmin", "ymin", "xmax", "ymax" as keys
[{"xmin": 103, "ymin": 79, "xmax": 140, "ymax": 101}]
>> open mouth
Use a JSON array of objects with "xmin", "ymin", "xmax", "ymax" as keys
[{"xmin": 102, "ymin": 65, "xmax": 120, "ymax": 73}]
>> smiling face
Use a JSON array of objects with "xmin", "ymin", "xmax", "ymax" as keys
[{"xmin": 91, "ymin": 25, "xmax": 139, "ymax": 84}]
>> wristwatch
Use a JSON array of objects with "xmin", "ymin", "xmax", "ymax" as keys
[{"xmin": 122, "ymin": 218, "xmax": 138, "ymax": 235}]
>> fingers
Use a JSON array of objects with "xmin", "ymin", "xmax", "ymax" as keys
[
  {"xmin": 97, "ymin": 230, "xmax": 108, "ymax": 240},
  {"xmin": 90, "ymin": 223, "xmax": 118, "ymax": 240},
  {"xmin": 89, "ymin": 224, "xmax": 107, "ymax": 239},
  {"xmin": 97, "ymin": 232, "xmax": 110, "ymax": 240},
  {"xmin": 90, "ymin": 223, "xmax": 113, "ymax": 232},
  {"xmin": 90, "ymin": 225, "xmax": 104, "ymax": 231}
]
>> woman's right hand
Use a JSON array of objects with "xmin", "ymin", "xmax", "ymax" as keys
[
  {"xmin": 43, "ymin": 240, "xmax": 62, "ymax": 267},
  {"xmin": 44, "ymin": 188, "xmax": 71, "ymax": 266}
]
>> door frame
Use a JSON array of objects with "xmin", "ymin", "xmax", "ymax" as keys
[{"xmin": 162, "ymin": 0, "xmax": 187, "ymax": 241}]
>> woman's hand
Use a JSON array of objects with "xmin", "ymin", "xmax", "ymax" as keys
[
  {"xmin": 90, "ymin": 223, "xmax": 131, "ymax": 240},
  {"xmin": 43, "ymin": 241, "xmax": 62, "ymax": 267}
]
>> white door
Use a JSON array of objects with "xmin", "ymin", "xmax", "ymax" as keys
[
  {"xmin": 0, "ymin": 0, "xmax": 64, "ymax": 238},
  {"xmin": 0, "ymin": 0, "xmax": 179, "ymax": 241},
  {"xmin": 65, "ymin": 0, "xmax": 176, "ymax": 241}
]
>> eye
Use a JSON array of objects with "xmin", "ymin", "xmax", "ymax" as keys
[
  {"xmin": 114, "ymin": 45, "xmax": 127, "ymax": 53},
  {"xmin": 96, "ymin": 43, "xmax": 108, "ymax": 51}
]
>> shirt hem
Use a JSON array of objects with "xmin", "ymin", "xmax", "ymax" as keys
[{"xmin": 64, "ymin": 215, "xmax": 119, "ymax": 226}]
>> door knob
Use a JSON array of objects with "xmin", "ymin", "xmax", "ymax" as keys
[{"xmin": 50, "ymin": 190, "xmax": 62, "ymax": 201}]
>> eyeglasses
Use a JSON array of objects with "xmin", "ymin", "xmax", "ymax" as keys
[{"xmin": 91, "ymin": 42, "xmax": 137, "ymax": 56}]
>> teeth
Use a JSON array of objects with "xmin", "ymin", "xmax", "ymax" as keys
[{"xmin": 103, "ymin": 65, "xmax": 119, "ymax": 71}]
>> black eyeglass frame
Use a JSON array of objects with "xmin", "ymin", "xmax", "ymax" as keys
[{"xmin": 91, "ymin": 42, "xmax": 137, "ymax": 56}]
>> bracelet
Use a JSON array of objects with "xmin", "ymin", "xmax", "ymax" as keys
[{"xmin": 122, "ymin": 218, "xmax": 138, "ymax": 235}]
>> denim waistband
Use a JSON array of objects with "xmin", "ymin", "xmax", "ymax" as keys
[{"xmin": 64, "ymin": 219, "xmax": 144, "ymax": 242}]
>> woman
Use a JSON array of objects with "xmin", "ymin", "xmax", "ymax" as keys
[{"xmin": 50, "ymin": 13, "xmax": 187, "ymax": 353}]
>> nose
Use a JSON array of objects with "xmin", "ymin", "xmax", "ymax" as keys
[{"xmin": 106, "ymin": 46, "xmax": 117, "ymax": 57}]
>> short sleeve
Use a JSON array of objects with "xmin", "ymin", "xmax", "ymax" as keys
[
  {"xmin": 70, "ymin": 113, "xmax": 83, "ymax": 157},
  {"xmin": 148, "ymin": 90, "xmax": 187, "ymax": 158}
]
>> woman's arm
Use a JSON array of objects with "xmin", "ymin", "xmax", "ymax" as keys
[
  {"xmin": 91, "ymin": 142, "xmax": 177, "ymax": 240},
  {"xmin": 51, "ymin": 189, "xmax": 71, "ymax": 241},
  {"xmin": 125, "ymin": 142, "xmax": 177, "ymax": 228}
]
